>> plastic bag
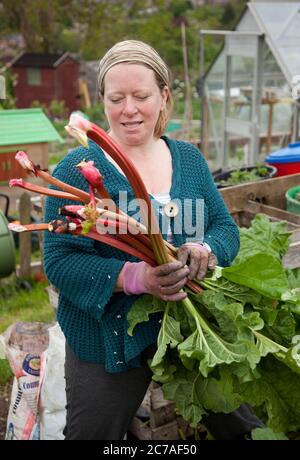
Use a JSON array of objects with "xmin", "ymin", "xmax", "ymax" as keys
[
  {"xmin": 3, "ymin": 322, "xmax": 49, "ymax": 440},
  {"xmin": 39, "ymin": 323, "xmax": 66, "ymax": 440}
]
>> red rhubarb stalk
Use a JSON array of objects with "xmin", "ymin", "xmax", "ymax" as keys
[
  {"xmin": 15, "ymin": 151, "xmax": 92, "ymax": 203},
  {"xmin": 8, "ymin": 222, "xmax": 49, "ymax": 232},
  {"xmin": 8, "ymin": 220, "xmax": 201, "ymax": 292},
  {"xmin": 66, "ymin": 114, "xmax": 170, "ymax": 265},
  {"xmin": 9, "ymin": 179, "xmax": 84, "ymax": 202},
  {"xmin": 77, "ymin": 228, "xmax": 155, "ymax": 265}
]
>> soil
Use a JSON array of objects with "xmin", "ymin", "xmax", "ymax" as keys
[{"xmin": 0, "ymin": 380, "xmax": 12, "ymax": 440}]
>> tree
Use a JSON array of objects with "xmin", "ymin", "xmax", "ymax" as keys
[{"xmin": 0, "ymin": 0, "xmax": 74, "ymax": 53}]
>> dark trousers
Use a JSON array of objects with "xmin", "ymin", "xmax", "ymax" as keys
[{"xmin": 64, "ymin": 343, "xmax": 262, "ymax": 440}]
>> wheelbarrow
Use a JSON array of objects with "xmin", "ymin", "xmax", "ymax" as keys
[{"xmin": 0, "ymin": 193, "xmax": 41, "ymax": 278}]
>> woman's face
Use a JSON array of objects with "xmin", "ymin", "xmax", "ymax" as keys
[{"xmin": 103, "ymin": 63, "xmax": 168, "ymax": 146}]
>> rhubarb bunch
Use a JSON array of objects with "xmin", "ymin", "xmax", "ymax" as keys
[{"xmin": 9, "ymin": 144, "xmax": 202, "ymax": 294}]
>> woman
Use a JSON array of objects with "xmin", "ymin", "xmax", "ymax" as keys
[{"xmin": 43, "ymin": 40, "xmax": 261, "ymax": 440}]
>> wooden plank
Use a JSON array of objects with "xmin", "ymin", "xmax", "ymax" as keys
[
  {"xmin": 290, "ymin": 230, "xmax": 300, "ymax": 243},
  {"xmin": 146, "ymin": 385, "xmax": 176, "ymax": 428},
  {"xmin": 152, "ymin": 420, "xmax": 179, "ymax": 440},
  {"xmin": 283, "ymin": 242, "xmax": 300, "ymax": 269},
  {"xmin": 238, "ymin": 209, "xmax": 300, "ymax": 231},
  {"xmin": 129, "ymin": 417, "xmax": 152, "ymax": 440},
  {"xmin": 220, "ymin": 174, "xmax": 300, "ymax": 214},
  {"xmin": 244, "ymin": 200, "xmax": 300, "ymax": 226},
  {"xmin": 282, "ymin": 235, "xmax": 300, "ymax": 269},
  {"xmin": 151, "ymin": 387, "xmax": 173, "ymax": 411},
  {"xmin": 150, "ymin": 402, "xmax": 176, "ymax": 429},
  {"xmin": 129, "ymin": 417, "xmax": 179, "ymax": 441}
]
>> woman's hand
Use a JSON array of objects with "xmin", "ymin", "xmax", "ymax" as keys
[
  {"xmin": 177, "ymin": 242, "xmax": 217, "ymax": 280},
  {"xmin": 122, "ymin": 261, "xmax": 189, "ymax": 301}
]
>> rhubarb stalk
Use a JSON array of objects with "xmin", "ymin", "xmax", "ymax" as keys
[
  {"xmin": 66, "ymin": 114, "xmax": 170, "ymax": 265},
  {"xmin": 9, "ymin": 178, "xmax": 84, "ymax": 202},
  {"xmin": 15, "ymin": 151, "xmax": 92, "ymax": 203}
]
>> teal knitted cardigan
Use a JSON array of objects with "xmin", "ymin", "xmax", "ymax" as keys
[{"xmin": 43, "ymin": 136, "xmax": 240, "ymax": 373}]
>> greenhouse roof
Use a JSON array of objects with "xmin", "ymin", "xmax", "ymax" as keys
[
  {"xmin": 249, "ymin": 1, "xmax": 300, "ymax": 83},
  {"xmin": 0, "ymin": 108, "xmax": 64, "ymax": 146}
]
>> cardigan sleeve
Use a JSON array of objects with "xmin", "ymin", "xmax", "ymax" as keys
[
  {"xmin": 198, "ymin": 153, "xmax": 240, "ymax": 267},
  {"xmin": 43, "ymin": 149, "xmax": 126, "ymax": 322}
]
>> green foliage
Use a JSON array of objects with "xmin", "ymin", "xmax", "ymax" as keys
[
  {"xmin": 0, "ymin": 0, "xmax": 247, "ymax": 92},
  {"xmin": 127, "ymin": 215, "xmax": 300, "ymax": 435},
  {"xmin": 51, "ymin": 119, "xmax": 68, "ymax": 138},
  {"xmin": 217, "ymin": 166, "xmax": 273, "ymax": 187},
  {"xmin": 49, "ymin": 99, "xmax": 68, "ymax": 119},
  {"xmin": 236, "ymin": 214, "xmax": 291, "ymax": 264},
  {"xmin": 0, "ymin": 0, "xmax": 74, "ymax": 53},
  {"xmin": 0, "ymin": 275, "xmax": 55, "ymax": 334},
  {"xmin": 222, "ymin": 253, "xmax": 288, "ymax": 299},
  {"xmin": 0, "ymin": 274, "xmax": 55, "ymax": 386},
  {"xmin": 251, "ymin": 427, "xmax": 288, "ymax": 441},
  {"xmin": 30, "ymin": 99, "xmax": 48, "ymax": 112},
  {"xmin": 221, "ymin": 2, "xmax": 238, "ymax": 28},
  {"xmin": 30, "ymin": 99, "xmax": 68, "ymax": 121},
  {"xmin": 0, "ymin": 360, "xmax": 13, "ymax": 386},
  {"xmin": 0, "ymin": 70, "xmax": 17, "ymax": 109},
  {"xmin": 84, "ymin": 103, "xmax": 107, "ymax": 127},
  {"xmin": 80, "ymin": 1, "xmax": 133, "ymax": 61}
]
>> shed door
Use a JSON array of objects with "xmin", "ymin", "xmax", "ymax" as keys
[{"xmin": 0, "ymin": 152, "xmax": 25, "ymax": 182}]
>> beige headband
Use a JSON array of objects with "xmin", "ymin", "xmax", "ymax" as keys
[{"xmin": 97, "ymin": 40, "xmax": 170, "ymax": 95}]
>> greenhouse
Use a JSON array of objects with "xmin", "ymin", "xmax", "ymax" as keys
[{"xmin": 200, "ymin": 0, "xmax": 300, "ymax": 170}]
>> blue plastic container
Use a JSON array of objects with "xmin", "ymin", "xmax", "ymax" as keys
[{"xmin": 265, "ymin": 142, "xmax": 300, "ymax": 176}]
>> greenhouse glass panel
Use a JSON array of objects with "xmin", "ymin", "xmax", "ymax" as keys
[
  {"xmin": 252, "ymin": 2, "xmax": 300, "ymax": 80},
  {"xmin": 260, "ymin": 48, "xmax": 294, "ymax": 157},
  {"xmin": 205, "ymin": 51, "xmax": 226, "ymax": 167},
  {"xmin": 228, "ymin": 56, "xmax": 255, "ymax": 122}
]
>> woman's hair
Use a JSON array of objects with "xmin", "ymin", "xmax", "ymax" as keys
[{"xmin": 97, "ymin": 40, "xmax": 173, "ymax": 138}]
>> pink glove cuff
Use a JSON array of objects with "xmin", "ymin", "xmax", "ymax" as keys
[{"xmin": 122, "ymin": 261, "xmax": 148, "ymax": 295}]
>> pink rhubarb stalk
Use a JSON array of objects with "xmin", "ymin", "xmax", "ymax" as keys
[
  {"xmin": 82, "ymin": 228, "xmax": 155, "ymax": 265},
  {"xmin": 15, "ymin": 151, "xmax": 92, "ymax": 203},
  {"xmin": 8, "ymin": 221, "xmax": 49, "ymax": 232},
  {"xmin": 66, "ymin": 114, "xmax": 170, "ymax": 265},
  {"xmin": 9, "ymin": 179, "xmax": 84, "ymax": 202}
]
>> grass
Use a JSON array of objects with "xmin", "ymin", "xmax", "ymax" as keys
[
  {"xmin": 0, "ymin": 278, "xmax": 55, "ymax": 334},
  {"xmin": 0, "ymin": 360, "xmax": 13, "ymax": 386},
  {"xmin": 0, "ymin": 274, "xmax": 56, "ymax": 385}
]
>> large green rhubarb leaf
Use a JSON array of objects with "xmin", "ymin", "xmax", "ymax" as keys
[
  {"xmin": 235, "ymin": 357, "xmax": 300, "ymax": 433},
  {"xmin": 150, "ymin": 304, "xmax": 183, "ymax": 379},
  {"xmin": 178, "ymin": 298, "xmax": 250, "ymax": 377},
  {"xmin": 127, "ymin": 294, "xmax": 164, "ymax": 336},
  {"xmin": 235, "ymin": 214, "xmax": 290, "ymax": 264},
  {"xmin": 162, "ymin": 370, "xmax": 207, "ymax": 426},
  {"xmin": 222, "ymin": 253, "xmax": 288, "ymax": 299},
  {"xmin": 251, "ymin": 427, "xmax": 288, "ymax": 440}
]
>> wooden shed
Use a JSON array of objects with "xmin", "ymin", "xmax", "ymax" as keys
[
  {"xmin": 11, "ymin": 52, "xmax": 80, "ymax": 113},
  {"xmin": 0, "ymin": 108, "xmax": 63, "ymax": 210}
]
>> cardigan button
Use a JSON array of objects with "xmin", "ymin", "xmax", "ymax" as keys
[{"xmin": 163, "ymin": 201, "xmax": 179, "ymax": 218}]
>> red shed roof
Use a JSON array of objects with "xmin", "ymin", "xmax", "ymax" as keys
[{"xmin": 11, "ymin": 52, "xmax": 78, "ymax": 68}]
